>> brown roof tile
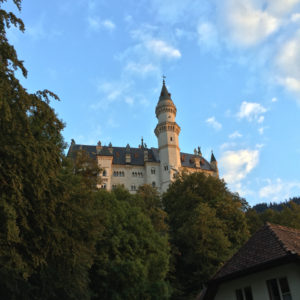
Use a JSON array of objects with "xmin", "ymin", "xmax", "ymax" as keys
[{"xmin": 213, "ymin": 223, "xmax": 300, "ymax": 281}]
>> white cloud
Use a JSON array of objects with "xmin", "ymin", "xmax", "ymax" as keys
[
  {"xmin": 220, "ymin": 149, "xmax": 259, "ymax": 184},
  {"xmin": 271, "ymin": 97, "xmax": 278, "ymax": 102},
  {"xmin": 280, "ymin": 77, "xmax": 300, "ymax": 92},
  {"xmin": 258, "ymin": 127, "xmax": 265, "ymax": 135},
  {"xmin": 229, "ymin": 131, "xmax": 242, "ymax": 139},
  {"xmin": 291, "ymin": 13, "xmax": 300, "ymax": 22},
  {"xmin": 125, "ymin": 62, "xmax": 158, "ymax": 75},
  {"xmin": 237, "ymin": 101, "xmax": 267, "ymax": 122},
  {"xmin": 266, "ymin": 0, "xmax": 300, "ymax": 16},
  {"xmin": 102, "ymin": 19, "xmax": 116, "ymax": 30},
  {"xmin": 259, "ymin": 178, "xmax": 300, "ymax": 201},
  {"xmin": 197, "ymin": 22, "xmax": 219, "ymax": 50},
  {"xmin": 221, "ymin": 0, "xmax": 280, "ymax": 46},
  {"xmin": 276, "ymin": 35, "xmax": 300, "ymax": 98},
  {"xmin": 88, "ymin": 17, "xmax": 115, "ymax": 31},
  {"xmin": 205, "ymin": 116, "xmax": 222, "ymax": 130},
  {"xmin": 125, "ymin": 96, "xmax": 134, "ymax": 105},
  {"xmin": 145, "ymin": 39, "xmax": 181, "ymax": 59}
]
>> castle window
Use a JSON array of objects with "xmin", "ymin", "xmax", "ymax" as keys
[
  {"xmin": 113, "ymin": 171, "xmax": 117, "ymax": 176},
  {"xmin": 152, "ymin": 181, "xmax": 156, "ymax": 187},
  {"xmin": 151, "ymin": 168, "xmax": 155, "ymax": 174},
  {"xmin": 164, "ymin": 165, "xmax": 168, "ymax": 171},
  {"xmin": 131, "ymin": 184, "xmax": 136, "ymax": 191},
  {"xmin": 103, "ymin": 170, "xmax": 107, "ymax": 177},
  {"xmin": 112, "ymin": 184, "xmax": 117, "ymax": 189},
  {"xmin": 170, "ymin": 137, "xmax": 173, "ymax": 141},
  {"xmin": 101, "ymin": 184, "xmax": 106, "ymax": 189}
]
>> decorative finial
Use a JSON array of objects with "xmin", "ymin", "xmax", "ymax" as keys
[
  {"xmin": 97, "ymin": 140, "xmax": 101, "ymax": 146},
  {"xmin": 162, "ymin": 74, "xmax": 166, "ymax": 84},
  {"xmin": 141, "ymin": 137, "xmax": 144, "ymax": 147},
  {"xmin": 198, "ymin": 146, "xmax": 202, "ymax": 156}
]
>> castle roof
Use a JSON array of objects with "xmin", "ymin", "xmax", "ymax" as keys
[{"xmin": 68, "ymin": 144, "xmax": 214, "ymax": 171}]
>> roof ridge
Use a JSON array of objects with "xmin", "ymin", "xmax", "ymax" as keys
[{"xmin": 266, "ymin": 223, "xmax": 296, "ymax": 255}]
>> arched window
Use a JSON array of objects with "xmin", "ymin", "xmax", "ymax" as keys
[
  {"xmin": 151, "ymin": 168, "xmax": 155, "ymax": 174},
  {"xmin": 152, "ymin": 181, "xmax": 156, "ymax": 188},
  {"xmin": 103, "ymin": 170, "xmax": 107, "ymax": 177}
]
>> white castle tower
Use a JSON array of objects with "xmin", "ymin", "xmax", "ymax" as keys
[{"xmin": 154, "ymin": 79, "xmax": 181, "ymax": 192}]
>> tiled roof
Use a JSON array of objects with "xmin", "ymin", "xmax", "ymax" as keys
[
  {"xmin": 67, "ymin": 144, "xmax": 213, "ymax": 171},
  {"xmin": 213, "ymin": 223, "xmax": 300, "ymax": 281}
]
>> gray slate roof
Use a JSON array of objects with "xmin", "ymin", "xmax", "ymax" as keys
[{"xmin": 68, "ymin": 144, "xmax": 214, "ymax": 171}]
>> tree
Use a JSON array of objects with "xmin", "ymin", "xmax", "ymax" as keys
[
  {"xmin": 134, "ymin": 184, "xmax": 168, "ymax": 234},
  {"xmin": 0, "ymin": 1, "xmax": 101, "ymax": 298},
  {"xmin": 90, "ymin": 188, "xmax": 171, "ymax": 300},
  {"xmin": 163, "ymin": 172, "xmax": 249, "ymax": 299}
]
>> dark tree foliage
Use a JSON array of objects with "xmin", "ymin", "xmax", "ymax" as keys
[
  {"xmin": 252, "ymin": 197, "xmax": 300, "ymax": 213},
  {"xmin": 163, "ymin": 172, "xmax": 249, "ymax": 299},
  {"xmin": 0, "ymin": 1, "xmax": 101, "ymax": 298},
  {"xmin": 134, "ymin": 184, "xmax": 168, "ymax": 234},
  {"xmin": 90, "ymin": 188, "xmax": 171, "ymax": 300},
  {"xmin": 246, "ymin": 199, "xmax": 300, "ymax": 234}
]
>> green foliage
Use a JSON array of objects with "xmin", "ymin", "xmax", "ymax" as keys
[
  {"xmin": 134, "ymin": 184, "xmax": 168, "ymax": 234},
  {"xmin": 0, "ymin": 1, "xmax": 101, "ymax": 298},
  {"xmin": 246, "ymin": 200, "xmax": 300, "ymax": 234},
  {"xmin": 90, "ymin": 188, "xmax": 171, "ymax": 300},
  {"xmin": 163, "ymin": 172, "xmax": 249, "ymax": 299}
]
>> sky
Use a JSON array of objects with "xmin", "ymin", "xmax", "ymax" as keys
[{"xmin": 4, "ymin": 0, "xmax": 300, "ymax": 205}]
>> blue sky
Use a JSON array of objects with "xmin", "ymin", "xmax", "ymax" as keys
[{"xmin": 5, "ymin": 0, "xmax": 300, "ymax": 205}]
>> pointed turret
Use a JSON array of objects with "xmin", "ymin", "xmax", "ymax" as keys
[
  {"xmin": 210, "ymin": 151, "xmax": 216, "ymax": 163},
  {"xmin": 159, "ymin": 79, "xmax": 172, "ymax": 101},
  {"xmin": 210, "ymin": 151, "xmax": 218, "ymax": 176}
]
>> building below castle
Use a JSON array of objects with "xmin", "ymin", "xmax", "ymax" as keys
[{"xmin": 68, "ymin": 80, "xmax": 218, "ymax": 193}]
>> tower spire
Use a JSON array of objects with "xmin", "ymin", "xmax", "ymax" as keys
[{"xmin": 159, "ymin": 76, "xmax": 172, "ymax": 101}]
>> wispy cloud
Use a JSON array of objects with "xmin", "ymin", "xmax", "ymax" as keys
[
  {"xmin": 87, "ymin": 17, "xmax": 116, "ymax": 31},
  {"xmin": 205, "ymin": 116, "xmax": 222, "ymax": 130},
  {"xmin": 125, "ymin": 62, "xmax": 158, "ymax": 76},
  {"xmin": 197, "ymin": 22, "xmax": 219, "ymax": 50},
  {"xmin": 237, "ymin": 101, "xmax": 267, "ymax": 122},
  {"xmin": 145, "ymin": 39, "xmax": 181, "ymax": 59},
  {"xmin": 259, "ymin": 178, "xmax": 300, "ymax": 201},
  {"xmin": 229, "ymin": 131, "xmax": 242, "ymax": 139},
  {"xmin": 276, "ymin": 33, "xmax": 300, "ymax": 100}
]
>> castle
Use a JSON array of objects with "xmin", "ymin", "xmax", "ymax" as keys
[{"xmin": 68, "ymin": 80, "xmax": 218, "ymax": 193}]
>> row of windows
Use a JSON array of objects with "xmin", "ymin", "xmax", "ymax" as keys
[
  {"xmin": 235, "ymin": 277, "xmax": 292, "ymax": 300},
  {"xmin": 113, "ymin": 171, "xmax": 125, "ymax": 177},
  {"xmin": 132, "ymin": 172, "xmax": 143, "ymax": 177},
  {"xmin": 111, "ymin": 169, "xmax": 157, "ymax": 176},
  {"xmin": 104, "ymin": 183, "xmax": 157, "ymax": 190}
]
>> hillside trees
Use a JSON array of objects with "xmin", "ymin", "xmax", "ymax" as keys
[
  {"xmin": 163, "ymin": 172, "xmax": 250, "ymax": 299},
  {"xmin": 246, "ymin": 200, "xmax": 300, "ymax": 234}
]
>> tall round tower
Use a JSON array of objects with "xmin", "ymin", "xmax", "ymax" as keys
[{"xmin": 154, "ymin": 79, "xmax": 181, "ymax": 192}]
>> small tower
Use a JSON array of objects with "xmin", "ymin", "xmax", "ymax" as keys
[
  {"xmin": 210, "ymin": 151, "xmax": 219, "ymax": 177},
  {"xmin": 154, "ymin": 79, "xmax": 181, "ymax": 192}
]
